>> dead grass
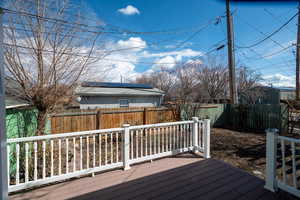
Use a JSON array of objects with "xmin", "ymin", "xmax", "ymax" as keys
[{"xmin": 211, "ymin": 128, "xmax": 267, "ymax": 179}]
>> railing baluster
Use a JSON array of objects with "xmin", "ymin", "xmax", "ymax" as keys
[
  {"xmin": 116, "ymin": 132, "xmax": 119, "ymax": 162},
  {"xmin": 66, "ymin": 139, "xmax": 69, "ymax": 174},
  {"xmin": 140, "ymin": 129, "xmax": 143, "ymax": 157},
  {"xmin": 281, "ymin": 139, "xmax": 286, "ymax": 184},
  {"xmin": 99, "ymin": 134, "xmax": 102, "ymax": 166},
  {"xmin": 93, "ymin": 135, "xmax": 96, "ymax": 167},
  {"xmin": 16, "ymin": 143, "xmax": 20, "ymax": 184},
  {"xmin": 162, "ymin": 127, "xmax": 164, "ymax": 152},
  {"xmin": 73, "ymin": 137, "xmax": 76, "ymax": 172},
  {"xmin": 154, "ymin": 128, "xmax": 157, "ymax": 154},
  {"xmin": 149, "ymin": 128, "xmax": 152, "ymax": 155},
  {"xmin": 7, "ymin": 145, "xmax": 10, "ymax": 186},
  {"xmin": 136, "ymin": 130, "xmax": 138, "ymax": 158},
  {"xmin": 169, "ymin": 126, "xmax": 171, "ymax": 151},
  {"xmin": 80, "ymin": 136, "xmax": 83, "ymax": 170},
  {"xmin": 292, "ymin": 141, "xmax": 297, "ymax": 188},
  {"xmin": 105, "ymin": 134, "xmax": 107, "ymax": 165},
  {"xmin": 86, "ymin": 136, "xmax": 89, "ymax": 168},
  {"xmin": 43, "ymin": 141, "xmax": 46, "ymax": 179},
  {"xmin": 184, "ymin": 124, "xmax": 187, "ymax": 148},
  {"xmin": 130, "ymin": 131, "xmax": 133, "ymax": 159},
  {"xmin": 198, "ymin": 122, "xmax": 201, "ymax": 148},
  {"xmin": 111, "ymin": 133, "xmax": 113, "ymax": 163},
  {"xmin": 51, "ymin": 140, "xmax": 54, "ymax": 176},
  {"xmin": 25, "ymin": 143, "xmax": 29, "ymax": 183},
  {"xmin": 173, "ymin": 125, "xmax": 176, "ymax": 150},
  {"xmin": 145, "ymin": 129, "xmax": 148, "ymax": 156},
  {"xmin": 34, "ymin": 142, "xmax": 38, "ymax": 180},
  {"xmin": 181, "ymin": 124, "xmax": 183, "ymax": 149},
  {"xmin": 59, "ymin": 139, "xmax": 62, "ymax": 175},
  {"xmin": 177, "ymin": 125, "xmax": 180, "ymax": 149},
  {"xmin": 158, "ymin": 128, "xmax": 161, "ymax": 153}
]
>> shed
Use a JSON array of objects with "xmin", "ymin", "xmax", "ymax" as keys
[
  {"xmin": 76, "ymin": 82, "xmax": 165, "ymax": 109},
  {"xmin": 241, "ymin": 86, "xmax": 296, "ymax": 104}
]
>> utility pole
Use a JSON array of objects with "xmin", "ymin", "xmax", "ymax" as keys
[
  {"xmin": 226, "ymin": 0, "xmax": 238, "ymax": 104},
  {"xmin": 0, "ymin": 8, "xmax": 8, "ymax": 200},
  {"xmin": 296, "ymin": 2, "xmax": 300, "ymax": 100}
]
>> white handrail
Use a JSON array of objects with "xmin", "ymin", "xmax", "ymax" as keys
[
  {"xmin": 7, "ymin": 128, "xmax": 124, "ymax": 143},
  {"xmin": 130, "ymin": 120, "xmax": 195, "ymax": 130}
]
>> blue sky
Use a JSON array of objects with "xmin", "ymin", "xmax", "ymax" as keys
[{"xmin": 82, "ymin": 0, "xmax": 298, "ymax": 86}]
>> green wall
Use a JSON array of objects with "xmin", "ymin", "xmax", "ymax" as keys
[
  {"xmin": 6, "ymin": 107, "xmax": 38, "ymax": 138},
  {"xmin": 6, "ymin": 107, "xmax": 52, "ymax": 179}
]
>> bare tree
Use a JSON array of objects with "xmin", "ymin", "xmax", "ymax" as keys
[
  {"xmin": 3, "ymin": 0, "xmax": 103, "ymax": 135},
  {"xmin": 135, "ymin": 68, "xmax": 175, "ymax": 101},
  {"xmin": 237, "ymin": 66, "xmax": 263, "ymax": 104},
  {"xmin": 173, "ymin": 64, "xmax": 199, "ymax": 103},
  {"xmin": 195, "ymin": 61, "xmax": 228, "ymax": 101}
]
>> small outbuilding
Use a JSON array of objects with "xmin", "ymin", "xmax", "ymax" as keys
[
  {"xmin": 240, "ymin": 86, "xmax": 296, "ymax": 104},
  {"xmin": 76, "ymin": 82, "xmax": 165, "ymax": 109}
]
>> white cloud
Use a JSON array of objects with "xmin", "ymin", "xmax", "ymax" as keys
[
  {"xmin": 152, "ymin": 56, "xmax": 178, "ymax": 70},
  {"xmin": 186, "ymin": 59, "xmax": 203, "ymax": 65},
  {"xmin": 261, "ymin": 73, "xmax": 295, "ymax": 87},
  {"xmin": 116, "ymin": 37, "xmax": 147, "ymax": 52},
  {"xmin": 142, "ymin": 48, "xmax": 202, "ymax": 58},
  {"xmin": 118, "ymin": 5, "xmax": 140, "ymax": 15},
  {"xmin": 84, "ymin": 38, "xmax": 203, "ymax": 82}
]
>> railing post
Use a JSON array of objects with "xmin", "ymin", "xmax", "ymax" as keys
[
  {"xmin": 123, "ymin": 124, "xmax": 131, "ymax": 170},
  {"xmin": 265, "ymin": 128, "xmax": 278, "ymax": 192},
  {"xmin": 203, "ymin": 119, "xmax": 211, "ymax": 159},
  {"xmin": 192, "ymin": 117, "xmax": 199, "ymax": 152}
]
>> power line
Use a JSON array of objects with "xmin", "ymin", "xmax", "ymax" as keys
[
  {"xmin": 2, "ymin": 7, "xmax": 222, "ymax": 36},
  {"xmin": 236, "ymin": 11, "xmax": 298, "ymax": 49}
]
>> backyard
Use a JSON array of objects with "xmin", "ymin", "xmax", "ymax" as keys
[{"xmin": 211, "ymin": 128, "xmax": 267, "ymax": 180}]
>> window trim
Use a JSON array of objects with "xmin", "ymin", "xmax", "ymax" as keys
[{"xmin": 119, "ymin": 99, "xmax": 129, "ymax": 108}]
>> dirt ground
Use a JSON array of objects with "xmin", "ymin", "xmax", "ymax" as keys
[{"xmin": 211, "ymin": 128, "xmax": 267, "ymax": 179}]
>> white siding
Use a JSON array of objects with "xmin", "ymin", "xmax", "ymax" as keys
[{"xmin": 79, "ymin": 96, "xmax": 162, "ymax": 109}]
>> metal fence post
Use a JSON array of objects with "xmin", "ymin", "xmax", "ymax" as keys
[
  {"xmin": 0, "ymin": 8, "xmax": 8, "ymax": 200},
  {"xmin": 203, "ymin": 119, "xmax": 211, "ymax": 159},
  {"xmin": 264, "ymin": 128, "xmax": 278, "ymax": 192},
  {"xmin": 123, "ymin": 124, "xmax": 131, "ymax": 170},
  {"xmin": 192, "ymin": 117, "xmax": 199, "ymax": 153}
]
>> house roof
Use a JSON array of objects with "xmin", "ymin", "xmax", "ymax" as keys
[
  {"xmin": 81, "ymin": 82, "xmax": 153, "ymax": 89},
  {"xmin": 76, "ymin": 85, "xmax": 165, "ymax": 97},
  {"xmin": 5, "ymin": 96, "xmax": 30, "ymax": 109}
]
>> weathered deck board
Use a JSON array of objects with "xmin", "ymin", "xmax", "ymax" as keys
[{"xmin": 9, "ymin": 154, "xmax": 292, "ymax": 200}]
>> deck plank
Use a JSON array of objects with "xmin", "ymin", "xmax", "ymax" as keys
[{"xmin": 9, "ymin": 153, "xmax": 289, "ymax": 200}]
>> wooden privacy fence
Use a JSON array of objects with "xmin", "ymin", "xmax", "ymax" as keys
[
  {"xmin": 7, "ymin": 118, "xmax": 210, "ymax": 192},
  {"xmin": 50, "ymin": 107, "xmax": 178, "ymax": 134}
]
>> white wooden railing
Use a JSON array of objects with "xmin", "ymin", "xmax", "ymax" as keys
[
  {"xmin": 265, "ymin": 129, "xmax": 300, "ymax": 198},
  {"xmin": 7, "ymin": 118, "xmax": 210, "ymax": 192}
]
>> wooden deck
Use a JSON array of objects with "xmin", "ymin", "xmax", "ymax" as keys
[{"xmin": 10, "ymin": 153, "xmax": 291, "ymax": 200}]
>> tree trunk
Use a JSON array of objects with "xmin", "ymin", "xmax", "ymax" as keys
[{"xmin": 36, "ymin": 110, "xmax": 47, "ymax": 136}]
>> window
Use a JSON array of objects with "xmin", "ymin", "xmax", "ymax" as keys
[{"xmin": 119, "ymin": 99, "xmax": 129, "ymax": 107}]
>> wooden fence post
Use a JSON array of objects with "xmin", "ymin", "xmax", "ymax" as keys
[
  {"xmin": 265, "ymin": 128, "xmax": 278, "ymax": 192},
  {"xmin": 143, "ymin": 108, "xmax": 148, "ymax": 125},
  {"xmin": 192, "ymin": 117, "xmax": 199, "ymax": 153},
  {"xmin": 204, "ymin": 119, "xmax": 211, "ymax": 159},
  {"xmin": 123, "ymin": 124, "xmax": 130, "ymax": 170},
  {"xmin": 96, "ymin": 111, "xmax": 101, "ymax": 129}
]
